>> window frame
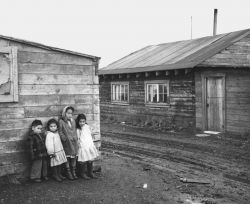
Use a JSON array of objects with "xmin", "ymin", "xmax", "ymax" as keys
[
  {"xmin": 0, "ymin": 47, "xmax": 18, "ymax": 102},
  {"xmin": 144, "ymin": 80, "xmax": 170, "ymax": 106},
  {"xmin": 111, "ymin": 82, "xmax": 129, "ymax": 105}
]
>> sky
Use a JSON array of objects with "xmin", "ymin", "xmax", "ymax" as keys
[{"xmin": 1, "ymin": 0, "xmax": 250, "ymax": 68}]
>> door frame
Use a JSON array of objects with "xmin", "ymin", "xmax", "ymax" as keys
[{"xmin": 201, "ymin": 72, "xmax": 226, "ymax": 132}]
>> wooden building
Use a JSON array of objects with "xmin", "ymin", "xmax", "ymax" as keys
[
  {"xmin": 0, "ymin": 35, "xmax": 100, "ymax": 177},
  {"xmin": 99, "ymin": 29, "xmax": 250, "ymax": 135}
]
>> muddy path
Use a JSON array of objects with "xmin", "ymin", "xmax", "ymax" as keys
[{"xmin": 101, "ymin": 123, "xmax": 250, "ymax": 188}]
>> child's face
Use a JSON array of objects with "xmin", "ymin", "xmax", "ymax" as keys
[
  {"xmin": 65, "ymin": 109, "xmax": 73, "ymax": 120},
  {"xmin": 32, "ymin": 125, "xmax": 43, "ymax": 134},
  {"xmin": 49, "ymin": 123, "xmax": 57, "ymax": 132},
  {"xmin": 79, "ymin": 119, "xmax": 86, "ymax": 127}
]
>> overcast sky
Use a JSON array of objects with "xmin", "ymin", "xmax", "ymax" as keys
[{"xmin": 1, "ymin": 0, "xmax": 250, "ymax": 67}]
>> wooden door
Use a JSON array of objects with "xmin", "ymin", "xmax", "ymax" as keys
[{"xmin": 206, "ymin": 77, "xmax": 224, "ymax": 131}]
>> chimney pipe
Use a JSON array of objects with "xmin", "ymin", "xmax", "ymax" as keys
[{"xmin": 213, "ymin": 9, "xmax": 218, "ymax": 36}]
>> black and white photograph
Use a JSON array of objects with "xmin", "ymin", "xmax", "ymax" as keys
[{"xmin": 0, "ymin": 0, "xmax": 250, "ymax": 203}]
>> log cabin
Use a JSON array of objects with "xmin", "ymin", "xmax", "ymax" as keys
[
  {"xmin": 99, "ymin": 28, "xmax": 250, "ymax": 135},
  {"xmin": 0, "ymin": 35, "xmax": 100, "ymax": 177}
]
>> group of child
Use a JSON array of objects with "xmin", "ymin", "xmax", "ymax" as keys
[{"xmin": 28, "ymin": 106, "xmax": 99, "ymax": 183}]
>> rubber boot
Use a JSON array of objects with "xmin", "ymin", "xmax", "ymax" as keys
[
  {"xmin": 71, "ymin": 159, "xmax": 78, "ymax": 180},
  {"xmin": 87, "ymin": 161, "xmax": 97, "ymax": 179},
  {"xmin": 58, "ymin": 165, "xmax": 66, "ymax": 180},
  {"xmin": 52, "ymin": 166, "xmax": 62, "ymax": 182},
  {"xmin": 66, "ymin": 167, "xmax": 74, "ymax": 180},
  {"xmin": 80, "ymin": 163, "xmax": 90, "ymax": 180},
  {"xmin": 71, "ymin": 166, "xmax": 78, "ymax": 180}
]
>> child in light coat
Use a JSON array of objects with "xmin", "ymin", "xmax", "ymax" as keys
[
  {"xmin": 76, "ymin": 114, "xmax": 99, "ymax": 179},
  {"xmin": 45, "ymin": 118, "xmax": 67, "ymax": 182}
]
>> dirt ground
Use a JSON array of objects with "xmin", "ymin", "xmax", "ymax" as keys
[
  {"xmin": 0, "ymin": 153, "xmax": 206, "ymax": 204},
  {"xmin": 0, "ymin": 122, "xmax": 250, "ymax": 204}
]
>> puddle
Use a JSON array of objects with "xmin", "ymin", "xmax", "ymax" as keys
[
  {"xmin": 196, "ymin": 133, "xmax": 210, "ymax": 137},
  {"xmin": 185, "ymin": 199, "xmax": 202, "ymax": 204},
  {"xmin": 204, "ymin": 131, "xmax": 220, "ymax": 135}
]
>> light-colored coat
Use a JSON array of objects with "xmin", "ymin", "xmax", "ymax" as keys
[{"xmin": 77, "ymin": 124, "xmax": 99, "ymax": 162}]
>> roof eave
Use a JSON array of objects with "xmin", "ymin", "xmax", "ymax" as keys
[
  {"xmin": 0, "ymin": 34, "xmax": 100, "ymax": 60},
  {"xmin": 98, "ymin": 62, "xmax": 197, "ymax": 75}
]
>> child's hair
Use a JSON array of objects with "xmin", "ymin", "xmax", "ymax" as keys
[
  {"xmin": 65, "ymin": 106, "xmax": 74, "ymax": 113},
  {"xmin": 31, "ymin": 119, "xmax": 43, "ymax": 128},
  {"xmin": 76, "ymin": 114, "xmax": 87, "ymax": 129},
  {"xmin": 47, "ymin": 118, "xmax": 59, "ymax": 131}
]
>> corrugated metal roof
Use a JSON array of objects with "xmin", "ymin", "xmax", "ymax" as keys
[
  {"xmin": 0, "ymin": 34, "xmax": 100, "ymax": 60},
  {"xmin": 99, "ymin": 29, "xmax": 250, "ymax": 75}
]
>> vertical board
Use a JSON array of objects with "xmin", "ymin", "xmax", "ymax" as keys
[
  {"xmin": 201, "ymin": 72, "xmax": 225, "ymax": 132},
  {"xmin": 206, "ymin": 77, "xmax": 224, "ymax": 131}
]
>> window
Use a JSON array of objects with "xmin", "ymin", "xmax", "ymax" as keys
[
  {"xmin": 0, "ymin": 47, "xmax": 18, "ymax": 102},
  {"xmin": 111, "ymin": 83, "xmax": 129, "ymax": 103},
  {"xmin": 145, "ymin": 80, "xmax": 169, "ymax": 105}
]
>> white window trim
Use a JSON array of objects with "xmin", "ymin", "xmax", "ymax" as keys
[
  {"xmin": 0, "ymin": 47, "xmax": 18, "ymax": 102},
  {"xmin": 111, "ymin": 82, "xmax": 129, "ymax": 104},
  {"xmin": 144, "ymin": 80, "xmax": 170, "ymax": 107}
]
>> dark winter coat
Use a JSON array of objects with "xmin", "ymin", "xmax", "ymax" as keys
[
  {"xmin": 58, "ymin": 106, "xmax": 78, "ymax": 156},
  {"xmin": 28, "ymin": 132, "xmax": 48, "ymax": 160}
]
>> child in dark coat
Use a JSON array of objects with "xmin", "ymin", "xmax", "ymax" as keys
[
  {"xmin": 58, "ymin": 106, "xmax": 78, "ymax": 180},
  {"xmin": 28, "ymin": 120, "xmax": 48, "ymax": 183}
]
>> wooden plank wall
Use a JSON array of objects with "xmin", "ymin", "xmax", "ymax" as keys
[
  {"xmin": 200, "ymin": 34, "xmax": 250, "ymax": 67},
  {"xmin": 195, "ymin": 71, "xmax": 203, "ymax": 131},
  {"xmin": 195, "ymin": 68, "xmax": 250, "ymax": 134},
  {"xmin": 196, "ymin": 34, "xmax": 250, "ymax": 134},
  {"xmin": 99, "ymin": 71, "xmax": 195, "ymax": 131},
  {"xmin": 0, "ymin": 39, "xmax": 100, "ymax": 177}
]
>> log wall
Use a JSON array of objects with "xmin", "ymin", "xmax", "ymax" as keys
[
  {"xmin": 99, "ymin": 71, "xmax": 195, "ymax": 131},
  {"xmin": 0, "ymin": 39, "xmax": 100, "ymax": 177}
]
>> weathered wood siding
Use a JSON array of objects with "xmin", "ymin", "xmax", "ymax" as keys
[
  {"xmin": 196, "ymin": 34, "xmax": 250, "ymax": 134},
  {"xmin": 0, "ymin": 39, "xmax": 100, "ymax": 177},
  {"xmin": 195, "ymin": 68, "xmax": 250, "ymax": 134},
  {"xmin": 99, "ymin": 71, "xmax": 195, "ymax": 131},
  {"xmin": 200, "ymin": 34, "xmax": 250, "ymax": 67}
]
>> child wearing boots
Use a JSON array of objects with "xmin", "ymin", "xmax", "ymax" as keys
[
  {"xmin": 28, "ymin": 120, "xmax": 48, "ymax": 183},
  {"xmin": 45, "ymin": 118, "xmax": 67, "ymax": 182},
  {"xmin": 58, "ymin": 106, "xmax": 78, "ymax": 180},
  {"xmin": 76, "ymin": 114, "xmax": 99, "ymax": 179}
]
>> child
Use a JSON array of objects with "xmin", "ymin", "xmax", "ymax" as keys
[
  {"xmin": 58, "ymin": 106, "xmax": 78, "ymax": 180},
  {"xmin": 76, "ymin": 114, "xmax": 99, "ymax": 179},
  {"xmin": 45, "ymin": 118, "xmax": 67, "ymax": 182},
  {"xmin": 28, "ymin": 120, "xmax": 48, "ymax": 183}
]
